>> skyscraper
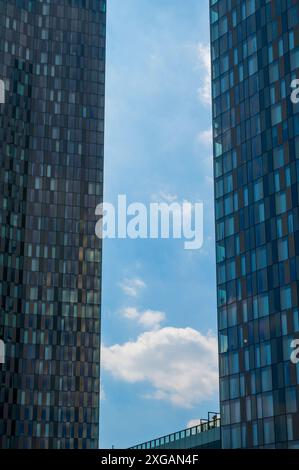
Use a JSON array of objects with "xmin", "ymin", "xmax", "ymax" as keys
[
  {"xmin": 211, "ymin": 0, "xmax": 299, "ymax": 448},
  {"xmin": 0, "ymin": 0, "xmax": 106, "ymax": 449}
]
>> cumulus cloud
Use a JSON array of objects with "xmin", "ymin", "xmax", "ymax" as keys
[
  {"xmin": 101, "ymin": 327, "xmax": 218, "ymax": 408},
  {"xmin": 197, "ymin": 43, "xmax": 211, "ymax": 107},
  {"xmin": 121, "ymin": 307, "xmax": 140, "ymax": 320},
  {"xmin": 138, "ymin": 310, "xmax": 166, "ymax": 329},
  {"xmin": 119, "ymin": 278, "xmax": 146, "ymax": 297},
  {"xmin": 120, "ymin": 307, "xmax": 166, "ymax": 330}
]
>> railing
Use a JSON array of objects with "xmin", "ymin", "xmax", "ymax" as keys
[{"xmin": 130, "ymin": 415, "xmax": 221, "ymax": 450}]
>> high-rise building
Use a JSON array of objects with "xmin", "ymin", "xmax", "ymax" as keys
[
  {"xmin": 0, "ymin": 0, "xmax": 106, "ymax": 449},
  {"xmin": 210, "ymin": 0, "xmax": 299, "ymax": 448}
]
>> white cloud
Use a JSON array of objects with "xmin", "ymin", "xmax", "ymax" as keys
[
  {"xmin": 197, "ymin": 43, "xmax": 211, "ymax": 107},
  {"xmin": 186, "ymin": 418, "xmax": 202, "ymax": 428},
  {"xmin": 197, "ymin": 127, "xmax": 213, "ymax": 148},
  {"xmin": 120, "ymin": 307, "xmax": 166, "ymax": 330},
  {"xmin": 102, "ymin": 327, "xmax": 219, "ymax": 408},
  {"xmin": 138, "ymin": 310, "xmax": 166, "ymax": 329},
  {"xmin": 119, "ymin": 278, "xmax": 146, "ymax": 297},
  {"xmin": 121, "ymin": 307, "xmax": 140, "ymax": 320}
]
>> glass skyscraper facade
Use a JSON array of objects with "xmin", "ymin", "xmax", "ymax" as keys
[
  {"xmin": 211, "ymin": 0, "xmax": 299, "ymax": 448},
  {"xmin": 0, "ymin": 0, "xmax": 106, "ymax": 448}
]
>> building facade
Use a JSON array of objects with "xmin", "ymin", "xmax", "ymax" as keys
[
  {"xmin": 0, "ymin": 0, "xmax": 106, "ymax": 448},
  {"xmin": 211, "ymin": 0, "xmax": 299, "ymax": 448}
]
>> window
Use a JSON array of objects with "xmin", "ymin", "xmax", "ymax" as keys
[
  {"xmin": 256, "ymin": 246, "xmax": 267, "ymax": 270},
  {"xmin": 263, "ymin": 418, "xmax": 275, "ymax": 445},
  {"xmin": 248, "ymin": 54, "xmax": 258, "ymax": 76},
  {"xmin": 219, "ymin": 307, "xmax": 228, "ymax": 329},
  {"xmin": 231, "ymin": 424, "xmax": 241, "ymax": 448},
  {"xmin": 276, "ymin": 192, "xmax": 287, "ymax": 215},
  {"xmin": 232, "ymin": 9, "xmax": 237, "ymax": 27},
  {"xmin": 230, "ymin": 351, "xmax": 239, "ymax": 374},
  {"xmin": 230, "ymin": 400, "xmax": 241, "ymax": 424},
  {"xmin": 290, "ymin": 48, "xmax": 299, "ymax": 71},
  {"xmin": 217, "ymin": 221, "xmax": 224, "ymax": 240},
  {"xmin": 228, "ymin": 326, "xmax": 238, "ymax": 350},
  {"xmin": 228, "ymin": 304, "xmax": 237, "ymax": 327},
  {"xmin": 220, "ymin": 332, "xmax": 228, "ymax": 353},
  {"xmin": 230, "ymin": 375, "xmax": 240, "ymax": 399},
  {"xmin": 262, "ymin": 368, "xmax": 273, "ymax": 393},
  {"xmin": 224, "ymin": 194, "xmax": 234, "ymax": 215},
  {"xmin": 218, "ymin": 286, "xmax": 227, "ymax": 306},
  {"xmin": 269, "ymin": 62, "xmax": 279, "ymax": 83},
  {"xmin": 227, "ymin": 260, "xmax": 236, "ymax": 280},
  {"xmin": 286, "ymin": 387, "xmax": 297, "ymax": 413},
  {"xmin": 217, "ymin": 242, "xmax": 225, "ymax": 262},
  {"xmin": 226, "ymin": 217, "xmax": 234, "ymax": 237},
  {"xmin": 210, "ymin": 7, "xmax": 218, "ymax": 24},
  {"xmin": 273, "ymin": 146, "xmax": 285, "ymax": 169},
  {"xmin": 258, "ymin": 202, "xmax": 265, "ymax": 222},
  {"xmin": 222, "ymin": 402, "xmax": 230, "ymax": 426},
  {"xmin": 259, "ymin": 293, "xmax": 269, "ymax": 317},
  {"xmin": 281, "ymin": 286, "xmax": 292, "ymax": 310},
  {"xmin": 278, "ymin": 238, "xmax": 288, "ymax": 262},
  {"xmin": 252, "ymin": 422, "xmax": 258, "ymax": 446},
  {"xmin": 254, "ymin": 179, "xmax": 263, "ymax": 201},
  {"xmin": 271, "ymin": 104, "xmax": 282, "ymax": 125}
]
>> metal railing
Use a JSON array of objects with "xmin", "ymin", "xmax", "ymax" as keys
[{"xmin": 130, "ymin": 414, "xmax": 221, "ymax": 450}]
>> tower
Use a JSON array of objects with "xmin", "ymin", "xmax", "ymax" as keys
[
  {"xmin": 211, "ymin": 0, "xmax": 299, "ymax": 448},
  {"xmin": 0, "ymin": 0, "xmax": 106, "ymax": 449}
]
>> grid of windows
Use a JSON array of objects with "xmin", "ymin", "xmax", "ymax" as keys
[
  {"xmin": 211, "ymin": 0, "xmax": 299, "ymax": 448},
  {"xmin": 0, "ymin": 0, "xmax": 106, "ymax": 449}
]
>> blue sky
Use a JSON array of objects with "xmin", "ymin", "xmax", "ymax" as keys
[{"xmin": 100, "ymin": 0, "xmax": 218, "ymax": 449}]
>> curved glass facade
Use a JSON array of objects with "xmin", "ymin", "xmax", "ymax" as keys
[
  {"xmin": 0, "ymin": 0, "xmax": 106, "ymax": 449},
  {"xmin": 211, "ymin": 0, "xmax": 299, "ymax": 449}
]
